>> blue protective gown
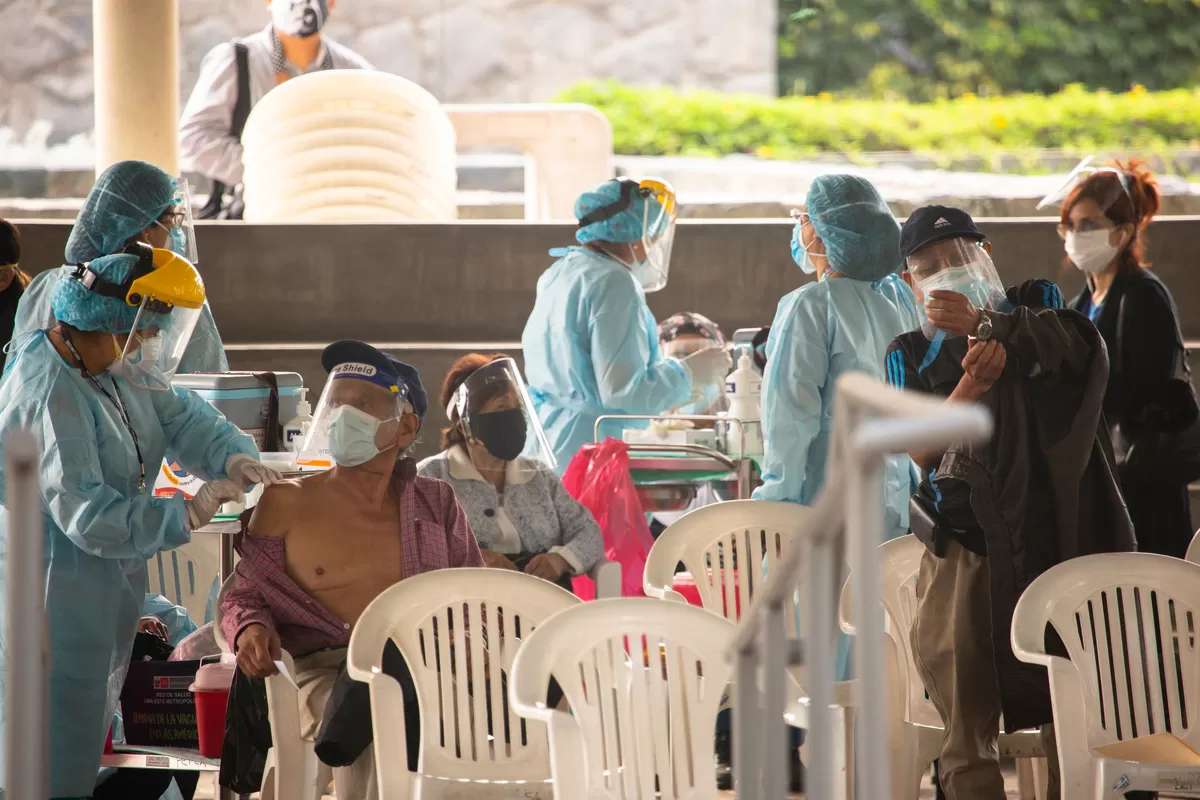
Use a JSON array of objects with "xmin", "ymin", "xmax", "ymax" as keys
[
  {"xmin": 521, "ymin": 247, "xmax": 693, "ymax": 473},
  {"xmin": 10, "ymin": 269, "xmax": 230, "ymax": 374},
  {"xmin": 753, "ymin": 274, "xmax": 922, "ymax": 534},
  {"xmin": 754, "ymin": 274, "xmax": 922, "ymax": 682},
  {"xmin": 0, "ymin": 332, "xmax": 256, "ymax": 797}
]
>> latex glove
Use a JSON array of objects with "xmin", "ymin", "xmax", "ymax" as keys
[
  {"xmin": 225, "ymin": 453, "xmax": 283, "ymax": 488},
  {"xmin": 681, "ymin": 347, "xmax": 733, "ymax": 389},
  {"xmin": 185, "ymin": 479, "xmax": 244, "ymax": 530}
]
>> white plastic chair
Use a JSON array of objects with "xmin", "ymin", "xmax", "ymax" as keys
[
  {"xmin": 509, "ymin": 597, "xmax": 807, "ymax": 800},
  {"xmin": 1184, "ymin": 528, "xmax": 1200, "ymax": 564},
  {"xmin": 347, "ymin": 568, "xmax": 582, "ymax": 799},
  {"xmin": 147, "ymin": 536, "xmax": 221, "ymax": 625},
  {"xmin": 643, "ymin": 499, "xmax": 849, "ymax": 794},
  {"xmin": 213, "ymin": 576, "xmax": 332, "ymax": 800},
  {"xmin": 839, "ymin": 535, "xmax": 1046, "ymax": 800},
  {"xmin": 1012, "ymin": 552, "xmax": 1200, "ymax": 798},
  {"xmin": 588, "ymin": 560, "xmax": 623, "ymax": 600}
]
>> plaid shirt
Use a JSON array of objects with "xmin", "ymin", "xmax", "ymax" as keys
[{"xmin": 220, "ymin": 459, "xmax": 483, "ymax": 656}]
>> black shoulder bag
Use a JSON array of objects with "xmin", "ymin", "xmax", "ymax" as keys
[
  {"xmin": 1114, "ymin": 292, "xmax": 1200, "ymax": 485},
  {"xmin": 196, "ymin": 42, "xmax": 251, "ymax": 220}
]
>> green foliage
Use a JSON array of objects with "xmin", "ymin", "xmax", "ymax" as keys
[
  {"xmin": 778, "ymin": 0, "xmax": 1200, "ymax": 100},
  {"xmin": 556, "ymin": 81, "xmax": 1200, "ymax": 164}
]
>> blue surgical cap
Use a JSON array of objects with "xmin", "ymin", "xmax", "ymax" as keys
[
  {"xmin": 806, "ymin": 174, "xmax": 902, "ymax": 282},
  {"xmin": 575, "ymin": 179, "xmax": 666, "ymax": 246},
  {"xmin": 50, "ymin": 254, "xmax": 145, "ymax": 334},
  {"xmin": 65, "ymin": 160, "xmax": 177, "ymax": 264}
]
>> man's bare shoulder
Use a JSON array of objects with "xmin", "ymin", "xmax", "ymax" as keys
[{"xmin": 247, "ymin": 473, "xmax": 328, "ymax": 538}]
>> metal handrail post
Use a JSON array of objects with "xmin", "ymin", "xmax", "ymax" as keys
[{"xmin": 6, "ymin": 429, "xmax": 49, "ymax": 798}]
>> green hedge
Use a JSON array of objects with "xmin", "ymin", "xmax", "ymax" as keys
[{"xmin": 555, "ymin": 81, "xmax": 1200, "ymax": 166}]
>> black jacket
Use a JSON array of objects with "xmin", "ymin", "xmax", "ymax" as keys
[
  {"xmin": 0, "ymin": 279, "xmax": 24, "ymax": 372},
  {"xmin": 1070, "ymin": 269, "xmax": 1194, "ymax": 449},
  {"xmin": 938, "ymin": 306, "xmax": 1136, "ymax": 732}
]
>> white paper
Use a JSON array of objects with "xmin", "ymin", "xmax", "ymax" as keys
[{"xmin": 273, "ymin": 660, "xmax": 300, "ymax": 691}]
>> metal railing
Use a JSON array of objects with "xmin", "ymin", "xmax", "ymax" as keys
[
  {"xmin": 728, "ymin": 373, "xmax": 992, "ymax": 799},
  {"xmin": 5, "ymin": 429, "xmax": 49, "ymax": 797}
]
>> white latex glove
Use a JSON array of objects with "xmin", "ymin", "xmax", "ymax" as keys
[
  {"xmin": 225, "ymin": 453, "xmax": 283, "ymax": 489},
  {"xmin": 681, "ymin": 347, "xmax": 733, "ymax": 389},
  {"xmin": 186, "ymin": 479, "xmax": 244, "ymax": 530}
]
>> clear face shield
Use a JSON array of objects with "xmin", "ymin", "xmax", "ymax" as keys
[
  {"xmin": 633, "ymin": 179, "xmax": 677, "ymax": 293},
  {"xmin": 297, "ymin": 366, "xmax": 412, "ymax": 469},
  {"xmin": 906, "ymin": 237, "xmax": 1008, "ymax": 340},
  {"xmin": 1037, "ymin": 157, "xmax": 1134, "ymax": 275},
  {"xmin": 160, "ymin": 179, "xmax": 199, "ymax": 265},
  {"xmin": 106, "ymin": 249, "xmax": 205, "ymax": 391},
  {"xmin": 448, "ymin": 357, "xmax": 557, "ymax": 479}
]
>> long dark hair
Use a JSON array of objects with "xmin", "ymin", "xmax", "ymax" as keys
[{"xmin": 1062, "ymin": 160, "xmax": 1161, "ymax": 279}]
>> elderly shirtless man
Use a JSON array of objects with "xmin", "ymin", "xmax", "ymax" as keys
[{"xmin": 221, "ymin": 340, "xmax": 483, "ymax": 800}]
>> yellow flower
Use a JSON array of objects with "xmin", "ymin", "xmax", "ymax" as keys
[
  {"xmin": 961, "ymin": 92, "xmax": 978, "ymax": 101},
  {"xmin": 817, "ymin": 92, "xmax": 833, "ymax": 103},
  {"xmin": 1129, "ymin": 83, "xmax": 1147, "ymax": 97},
  {"xmin": 992, "ymin": 114, "xmax": 1008, "ymax": 129}
]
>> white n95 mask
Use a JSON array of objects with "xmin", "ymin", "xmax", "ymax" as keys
[
  {"xmin": 328, "ymin": 405, "xmax": 391, "ymax": 467},
  {"xmin": 1065, "ymin": 230, "xmax": 1120, "ymax": 275},
  {"xmin": 107, "ymin": 334, "xmax": 163, "ymax": 381}
]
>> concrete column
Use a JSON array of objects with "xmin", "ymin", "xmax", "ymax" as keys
[{"xmin": 92, "ymin": 0, "xmax": 180, "ymax": 177}]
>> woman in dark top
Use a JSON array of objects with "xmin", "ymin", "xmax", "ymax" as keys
[
  {"xmin": 1062, "ymin": 161, "xmax": 1195, "ymax": 557},
  {"xmin": 0, "ymin": 219, "xmax": 32, "ymax": 372}
]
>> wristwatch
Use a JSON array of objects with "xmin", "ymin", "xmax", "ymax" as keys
[{"xmin": 974, "ymin": 310, "xmax": 994, "ymax": 341}]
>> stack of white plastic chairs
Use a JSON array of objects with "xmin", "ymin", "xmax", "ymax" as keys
[{"xmin": 240, "ymin": 70, "xmax": 457, "ymax": 223}]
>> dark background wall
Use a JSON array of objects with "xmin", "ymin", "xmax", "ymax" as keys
[{"xmin": 12, "ymin": 217, "xmax": 1199, "ymax": 461}]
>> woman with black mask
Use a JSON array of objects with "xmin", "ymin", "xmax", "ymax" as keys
[
  {"xmin": 417, "ymin": 353, "xmax": 604, "ymax": 590},
  {"xmin": 0, "ymin": 219, "xmax": 32, "ymax": 370}
]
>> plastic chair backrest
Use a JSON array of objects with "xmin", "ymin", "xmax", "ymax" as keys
[
  {"xmin": 510, "ymin": 598, "xmax": 745, "ymax": 800},
  {"xmin": 146, "ymin": 536, "xmax": 221, "ymax": 625},
  {"xmin": 1013, "ymin": 553, "xmax": 1200, "ymax": 749},
  {"xmin": 643, "ymin": 500, "xmax": 805, "ymax": 635},
  {"xmin": 1186, "ymin": 529, "xmax": 1200, "ymax": 565},
  {"xmin": 347, "ymin": 568, "xmax": 581, "ymax": 793},
  {"xmin": 839, "ymin": 535, "xmax": 940, "ymax": 728}
]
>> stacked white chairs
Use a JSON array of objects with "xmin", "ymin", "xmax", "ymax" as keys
[
  {"xmin": 347, "ymin": 568, "xmax": 581, "ymax": 798},
  {"xmin": 508, "ymin": 597, "xmax": 807, "ymax": 799},
  {"xmin": 147, "ymin": 535, "xmax": 221, "ymax": 626},
  {"xmin": 1012, "ymin": 552, "xmax": 1200, "ymax": 798},
  {"xmin": 240, "ymin": 70, "xmax": 457, "ymax": 223}
]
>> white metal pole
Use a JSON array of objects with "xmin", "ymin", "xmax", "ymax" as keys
[
  {"xmin": 804, "ymin": 536, "xmax": 836, "ymax": 800},
  {"xmin": 733, "ymin": 641, "xmax": 762, "ymax": 796},
  {"xmin": 763, "ymin": 603, "xmax": 788, "ymax": 799},
  {"xmin": 848, "ymin": 452, "xmax": 889, "ymax": 800},
  {"xmin": 6, "ymin": 429, "xmax": 48, "ymax": 799}
]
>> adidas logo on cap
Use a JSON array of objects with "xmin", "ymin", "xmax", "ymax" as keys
[{"xmin": 933, "ymin": 217, "xmax": 952, "ymax": 228}]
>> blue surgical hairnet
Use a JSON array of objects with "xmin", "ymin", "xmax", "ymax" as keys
[
  {"xmin": 575, "ymin": 179, "xmax": 666, "ymax": 245},
  {"xmin": 50, "ymin": 254, "xmax": 143, "ymax": 334},
  {"xmin": 65, "ymin": 160, "xmax": 177, "ymax": 264},
  {"xmin": 806, "ymin": 174, "xmax": 902, "ymax": 282}
]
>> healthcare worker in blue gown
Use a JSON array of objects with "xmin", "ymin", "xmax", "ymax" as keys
[
  {"xmin": 753, "ymin": 174, "xmax": 923, "ymax": 679},
  {"xmin": 0, "ymin": 241, "xmax": 280, "ymax": 797},
  {"xmin": 9, "ymin": 160, "xmax": 229, "ymax": 373},
  {"xmin": 522, "ymin": 177, "xmax": 732, "ymax": 473}
]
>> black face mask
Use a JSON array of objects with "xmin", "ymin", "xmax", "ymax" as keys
[{"xmin": 471, "ymin": 408, "xmax": 527, "ymax": 462}]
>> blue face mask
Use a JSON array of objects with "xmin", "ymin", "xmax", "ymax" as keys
[
  {"xmin": 677, "ymin": 383, "xmax": 721, "ymax": 416},
  {"xmin": 328, "ymin": 405, "xmax": 389, "ymax": 467},
  {"xmin": 919, "ymin": 266, "xmax": 996, "ymax": 311},
  {"xmin": 790, "ymin": 225, "xmax": 818, "ymax": 275}
]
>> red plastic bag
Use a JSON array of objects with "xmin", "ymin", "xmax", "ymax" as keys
[{"xmin": 562, "ymin": 438, "xmax": 653, "ymax": 600}]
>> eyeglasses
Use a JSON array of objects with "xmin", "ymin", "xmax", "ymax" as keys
[
  {"xmin": 1056, "ymin": 219, "xmax": 1112, "ymax": 239},
  {"xmin": 789, "ymin": 208, "xmax": 811, "ymax": 226},
  {"xmin": 157, "ymin": 211, "xmax": 185, "ymax": 230}
]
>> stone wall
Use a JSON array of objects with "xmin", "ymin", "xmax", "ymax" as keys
[{"xmin": 0, "ymin": 0, "xmax": 778, "ymax": 143}]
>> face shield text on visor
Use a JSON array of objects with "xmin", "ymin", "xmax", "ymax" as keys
[
  {"xmin": 83, "ymin": 247, "xmax": 206, "ymax": 391},
  {"xmin": 448, "ymin": 357, "xmax": 557, "ymax": 480},
  {"xmin": 906, "ymin": 237, "xmax": 1008, "ymax": 342},
  {"xmin": 297, "ymin": 364, "xmax": 411, "ymax": 469}
]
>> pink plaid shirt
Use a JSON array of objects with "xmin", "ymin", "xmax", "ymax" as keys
[{"xmin": 220, "ymin": 459, "xmax": 483, "ymax": 656}]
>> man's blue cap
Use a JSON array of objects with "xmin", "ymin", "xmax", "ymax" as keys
[{"xmin": 321, "ymin": 340, "xmax": 428, "ymax": 425}]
